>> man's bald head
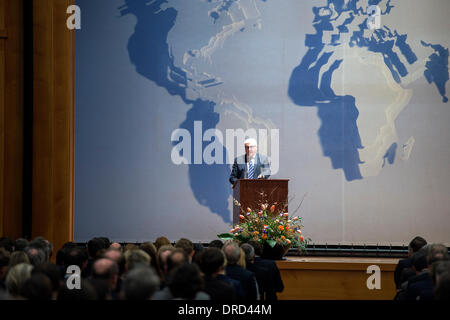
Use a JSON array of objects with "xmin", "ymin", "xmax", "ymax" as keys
[{"xmin": 92, "ymin": 258, "xmax": 118, "ymax": 279}]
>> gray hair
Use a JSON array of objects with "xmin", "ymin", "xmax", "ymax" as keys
[
  {"xmin": 124, "ymin": 249, "xmax": 151, "ymax": 271},
  {"xmin": 223, "ymin": 242, "xmax": 240, "ymax": 265},
  {"xmin": 5, "ymin": 263, "xmax": 34, "ymax": 296},
  {"xmin": 241, "ymin": 243, "xmax": 255, "ymax": 264},
  {"xmin": 122, "ymin": 266, "xmax": 160, "ymax": 300},
  {"xmin": 24, "ymin": 247, "xmax": 46, "ymax": 267}
]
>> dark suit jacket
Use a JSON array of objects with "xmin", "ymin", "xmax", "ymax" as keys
[
  {"xmin": 225, "ymin": 264, "xmax": 258, "ymax": 300},
  {"xmin": 394, "ymin": 258, "xmax": 412, "ymax": 289},
  {"xmin": 229, "ymin": 154, "xmax": 271, "ymax": 185},
  {"xmin": 203, "ymin": 275, "xmax": 237, "ymax": 301},
  {"xmin": 253, "ymin": 257, "xmax": 284, "ymax": 300},
  {"xmin": 405, "ymin": 271, "xmax": 434, "ymax": 300}
]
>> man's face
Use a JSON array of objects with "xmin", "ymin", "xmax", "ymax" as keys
[{"xmin": 245, "ymin": 143, "xmax": 257, "ymax": 158}]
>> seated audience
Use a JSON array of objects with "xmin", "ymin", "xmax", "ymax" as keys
[{"xmin": 5, "ymin": 263, "xmax": 33, "ymax": 299}]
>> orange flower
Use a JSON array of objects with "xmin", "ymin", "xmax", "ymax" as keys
[
  {"xmin": 292, "ymin": 217, "xmax": 298, "ymax": 221},
  {"xmin": 261, "ymin": 204, "xmax": 267, "ymax": 210},
  {"xmin": 253, "ymin": 231, "xmax": 259, "ymax": 236},
  {"xmin": 257, "ymin": 211, "xmax": 263, "ymax": 217},
  {"xmin": 239, "ymin": 215, "xmax": 245, "ymax": 220},
  {"xmin": 281, "ymin": 236, "xmax": 285, "ymax": 240},
  {"xmin": 261, "ymin": 234, "xmax": 267, "ymax": 240},
  {"xmin": 270, "ymin": 205, "xmax": 276, "ymax": 212},
  {"xmin": 297, "ymin": 229, "xmax": 302, "ymax": 234},
  {"xmin": 300, "ymin": 236, "xmax": 304, "ymax": 242},
  {"xmin": 283, "ymin": 213, "xmax": 289, "ymax": 217},
  {"xmin": 285, "ymin": 239, "xmax": 291, "ymax": 244},
  {"xmin": 278, "ymin": 225, "xmax": 284, "ymax": 231},
  {"xmin": 247, "ymin": 207, "xmax": 252, "ymax": 212}
]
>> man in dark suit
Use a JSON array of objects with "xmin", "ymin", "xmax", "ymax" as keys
[
  {"xmin": 229, "ymin": 138, "xmax": 271, "ymax": 185},
  {"xmin": 405, "ymin": 252, "xmax": 434, "ymax": 300},
  {"xmin": 245, "ymin": 240, "xmax": 284, "ymax": 300},
  {"xmin": 223, "ymin": 241, "xmax": 258, "ymax": 300},
  {"xmin": 394, "ymin": 236, "xmax": 427, "ymax": 289}
]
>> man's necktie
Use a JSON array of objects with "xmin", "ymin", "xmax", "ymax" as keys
[{"xmin": 248, "ymin": 161, "xmax": 254, "ymax": 179}]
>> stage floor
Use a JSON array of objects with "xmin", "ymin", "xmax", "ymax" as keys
[{"xmin": 275, "ymin": 256, "xmax": 400, "ymax": 300}]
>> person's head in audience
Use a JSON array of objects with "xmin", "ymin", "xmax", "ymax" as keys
[
  {"xmin": 428, "ymin": 243, "xmax": 449, "ymax": 265},
  {"xmin": 110, "ymin": 242, "xmax": 122, "ymax": 251},
  {"xmin": 87, "ymin": 237, "xmax": 108, "ymax": 260},
  {"xmin": 30, "ymin": 237, "xmax": 52, "ymax": 262},
  {"xmin": 14, "ymin": 238, "xmax": 29, "ymax": 252},
  {"xmin": 91, "ymin": 258, "xmax": 119, "ymax": 299},
  {"xmin": 98, "ymin": 237, "xmax": 111, "ymax": 249},
  {"xmin": 408, "ymin": 236, "xmax": 427, "ymax": 258},
  {"xmin": 0, "ymin": 248, "xmax": 10, "ymax": 283},
  {"xmin": 198, "ymin": 247, "xmax": 227, "ymax": 278},
  {"xmin": 411, "ymin": 251, "xmax": 428, "ymax": 274},
  {"xmin": 434, "ymin": 272, "xmax": 450, "ymax": 301},
  {"xmin": 8, "ymin": 251, "xmax": 30, "ymax": 269},
  {"xmin": 208, "ymin": 240, "xmax": 223, "ymax": 249},
  {"xmin": 154, "ymin": 236, "xmax": 171, "ymax": 250},
  {"xmin": 121, "ymin": 266, "xmax": 160, "ymax": 300},
  {"xmin": 241, "ymin": 243, "xmax": 255, "ymax": 265},
  {"xmin": 157, "ymin": 245, "xmax": 175, "ymax": 277},
  {"xmin": 32, "ymin": 262, "xmax": 62, "ymax": 299},
  {"xmin": 175, "ymin": 238, "xmax": 194, "ymax": 262},
  {"xmin": 222, "ymin": 241, "xmax": 240, "ymax": 266},
  {"xmin": 166, "ymin": 249, "xmax": 188, "ymax": 274},
  {"xmin": 168, "ymin": 263, "xmax": 205, "ymax": 300},
  {"xmin": 0, "ymin": 237, "xmax": 14, "ymax": 253},
  {"xmin": 24, "ymin": 247, "xmax": 46, "ymax": 267},
  {"xmin": 103, "ymin": 249, "xmax": 126, "ymax": 277},
  {"xmin": 247, "ymin": 240, "xmax": 263, "ymax": 257},
  {"xmin": 124, "ymin": 249, "xmax": 150, "ymax": 271},
  {"xmin": 63, "ymin": 247, "xmax": 88, "ymax": 271},
  {"xmin": 140, "ymin": 242, "xmax": 160, "ymax": 277},
  {"xmin": 5, "ymin": 263, "xmax": 33, "ymax": 298},
  {"xmin": 20, "ymin": 273, "xmax": 52, "ymax": 300},
  {"xmin": 57, "ymin": 278, "xmax": 98, "ymax": 300}
]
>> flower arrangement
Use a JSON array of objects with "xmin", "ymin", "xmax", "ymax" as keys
[{"xmin": 218, "ymin": 197, "xmax": 309, "ymax": 254}]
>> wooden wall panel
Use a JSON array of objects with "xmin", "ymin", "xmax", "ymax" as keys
[
  {"xmin": 0, "ymin": 0, "xmax": 24, "ymax": 239},
  {"xmin": 33, "ymin": 0, "xmax": 74, "ymax": 253}
]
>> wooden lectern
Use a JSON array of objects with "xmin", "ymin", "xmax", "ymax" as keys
[{"xmin": 232, "ymin": 179, "xmax": 289, "ymax": 225}]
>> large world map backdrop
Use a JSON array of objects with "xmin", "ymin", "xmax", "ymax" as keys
[{"xmin": 74, "ymin": 0, "xmax": 450, "ymax": 245}]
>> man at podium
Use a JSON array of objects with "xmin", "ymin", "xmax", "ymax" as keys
[{"xmin": 229, "ymin": 138, "xmax": 271, "ymax": 185}]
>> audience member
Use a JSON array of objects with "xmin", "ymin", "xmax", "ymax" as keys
[
  {"xmin": 154, "ymin": 236, "xmax": 171, "ymax": 251},
  {"xmin": 247, "ymin": 240, "xmax": 284, "ymax": 300},
  {"xmin": 208, "ymin": 240, "xmax": 223, "ymax": 249},
  {"xmin": 405, "ymin": 252, "xmax": 434, "ymax": 300},
  {"xmin": 223, "ymin": 241, "xmax": 258, "ymax": 300},
  {"xmin": 32, "ymin": 262, "xmax": 63, "ymax": 299},
  {"xmin": 140, "ymin": 242, "xmax": 161, "ymax": 278},
  {"xmin": 394, "ymin": 236, "xmax": 427, "ymax": 289},
  {"xmin": 110, "ymin": 242, "xmax": 122, "ymax": 251},
  {"xmin": 124, "ymin": 249, "xmax": 150, "ymax": 271},
  {"xmin": 20, "ymin": 273, "xmax": 52, "ymax": 300},
  {"xmin": 8, "ymin": 251, "xmax": 30, "ymax": 269},
  {"xmin": 5, "ymin": 263, "xmax": 33, "ymax": 298},
  {"xmin": 14, "ymin": 238, "xmax": 29, "ymax": 252},
  {"xmin": 24, "ymin": 247, "xmax": 46, "ymax": 267},
  {"xmin": 0, "ymin": 237, "xmax": 14, "ymax": 253},
  {"xmin": 121, "ymin": 266, "xmax": 160, "ymax": 300},
  {"xmin": 198, "ymin": 247, "xmax": 237, "ymax": 301},
  {"xmin": 175, "ymin": 238, "xmax": 195, "ymax": 262},
  {"xmin": 91, "ymin": 258, "xmax": 119, "ymax": 300}
]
